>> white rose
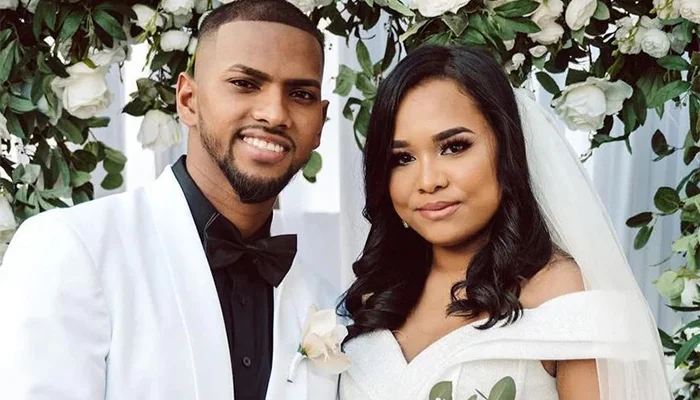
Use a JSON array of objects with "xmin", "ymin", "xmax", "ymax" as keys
[
  {"xmin": 0, "ymin": 194, "xmax": 15, "ymax": 240},
  {"xmin": 669, "ymin": 23, "xmax": 690, "ymax": 54},
  {"xmin": 654, "ymin": 0, "xmax": 680, "ymax": 19},
  {"xmin": 531, "ymin": 0, "xmax": 564, "ymax": 26},
  {"xmin": 552, "ymin": 77, "xmax": 633, "ymax": 131},
  {"xmin": 615, "ymin": 17, "xmax": 645, "ymax": 54},
  {"xmin": 681, "ymin": 279, "xmax": 700, "ymax": 307},
  {"xmin": 565, "ymin": 0, "xmax": 597, "ymax": 31},
  {"xmin": 641, "ymin": 28, "xmax": 671, "ymax": 58},
  {"xmin": 503, "ymin": 39, "xmax": 515, "ymax": 51},
  {"xmin": 50, "ymin": 62, "xmax": 112, "ymax": 120},
  {"xmin": 90, "ymin": 46, "xmax": 128, "ymax": 67},
  {"xmin": 37, "ymin": 95, "xmax": 62, "ymax": 126},
  {"xmin": 162, "ymin": 0, "xmax": 195, "ymax": 15},
  {"xmin": 529, "ymin": 45, "xmax": 548, "ymax": 58},
  {"xmin": 412, "ymin": 0, "xmax": 471, "ymax": 17},
  {"xmin": 187, "ymin": 37, "xmax": 198, "ymax": 55},
  {"xmin": 0, "ymin": 0, "xmax": 17, "ymax": 10},
  {"xmin": 194, "ymin": 0, "xmax": 210, "ymax": 13},
  {"xmin": 137, "ymin": 110, "xmax": 183, "ymax": 151},
  {"xmin": 678, "ymin": 0, "xmax": 700, "ymax": 23},
  {"xmin": 132, "ymin": 4, "xmax": 165, "ymax": 29},
  {"xmin": 20, "ymin": 0, "xmax": 38, "ymax": 13},
  {"xmin": 160, "ymin": 30, "xmax": 191, "ymax": 52},
  {"xmin": 172, "ymin": 12, "xmax": 193, "ymax": 28},
  {"xmin": 287, "ymin": 305, "xmax": 350, "ymax": 382},
  {"xmin": 505, "ymin": 53, "xmax": 526, "ymax": 73},
  {"xmin": 528, "ymin": 22, "xmax": 564, "ymax": 45},
  {"xmin": 288, "ymin": 0, "xmax": 333, "ymax": 13},
  {"xmin": 0, "ymin": 113, "xmax": 10, "ymax": 141}
]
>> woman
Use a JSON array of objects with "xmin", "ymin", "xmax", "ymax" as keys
[{"xmin": 338, "ymin": 45, "xmax": 669, "ymax": 399}]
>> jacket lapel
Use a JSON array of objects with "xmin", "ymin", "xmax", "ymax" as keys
[{"xmin": 145, "ymin": 168, "xmax": 234, "ymax": 400}]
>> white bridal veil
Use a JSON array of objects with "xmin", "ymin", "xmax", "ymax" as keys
[{"xmin": 514, "ymin": 89, "xmax": 671, "ymax": 399}]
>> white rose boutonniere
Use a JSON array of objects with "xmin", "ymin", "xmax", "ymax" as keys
[{"xmin": 287, "ymin": 305, "xmax": 351, "ymax": 383}]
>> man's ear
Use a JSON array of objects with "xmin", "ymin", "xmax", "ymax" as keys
[
  {"xmin": 314, "ymin": 99, "xmax": 330, "ymax": 149},
  {"xmin": 176, "ymin": 72, "xmax": 197, "ymax": 127}
]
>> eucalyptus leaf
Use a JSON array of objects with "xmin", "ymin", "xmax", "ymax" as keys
[
  {"xmin": 59, "ymin": 9, "xmax": 85, "ymax": 42},
  {"xmin": 356, "ymin": 74, "xmax": 377, "ymax": 98},
  {"xmin": 342, "ymin": 97, "xmax": 361, "ymax": 120},
  {"xmin": 654, "ymin": 186, "xmax": 681, "ymax": 213},
  {"xmin": 442, "ymin": 14, "xmax": 468, "ymax": 36},
  {"xmin": 535, "ymin": 72, "xmax": 560, "ymax": 95},
  {"xmin": 70, "ymin": 170, "xmax": 91, "ymax": 188},
  {"xmin": 384, "ymin": 0, "xmax": 414, "ymax": 17},
  {"xmin": 657, "ymin": 55, "xmax": 691, "ymax": 71},
  {"xmin": 651, "ymin": 129, "xmax": 669, "ymax": 156},
  {"xmin": 429, "ymin": 381, "xmax": 453, "ymax": 400},
  {"xmin": 302, "ymin": 151, "xmax": 323, "ymax": 183},
  {"xmin": 9, "ymin": 95, "xmax": 36, "ymax": 114},
  {"xmin": 334, "ymin": 65, "xmax": 357, "ymax": 96},
  {"xmin": 104, "ymin": 147, "xmax": 127, "ymax": 165},
  {"xmin": 675, "ymin": 334, "xmax": 700, "ymax": 367},
  {"xmin": 488, "ymin": 377, "xmax": 516, "ymax": 400},
  {"xmin": 626, "ymin": 212, "xmax": 653, "ymax": 228},
  {"xmin": 356, "ymin": 40, "xmax": 373, "ymax": 76},
  {"xmin": 55, "ymin": 118, "xmax": 84, "ymax": 144},
  {"xmin": 400, "ymin": 20, "xmax": 428, "ymax": 42},
  {"xmin": 648, "ymin": 80, "xmax": 690, "ymax": 108},
  {"xmin": 495, "ymin": 0, "xmax": 539, "ymax": 18},
  {"xmin": 592, "ymin": 1, "xmax": 610, "ymax": 20},
  {"xmin": 656, "ymin": 270, "xmax": 683, "ymax": 298},
  {"xmin": 101, "ymin": 173, "xmax": 124, "ymax": 190},
  {"xmin": 93, "ymin": 10, "xmax": 127, "ymax": 41},
  {"xmin": 634, "ymin": 225, "xmax": 654, "ymax": 249}
]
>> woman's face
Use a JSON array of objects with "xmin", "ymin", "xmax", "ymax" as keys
[{"xmin": 389, "ymin": 78, "xmax": 501, "ymax": 248}]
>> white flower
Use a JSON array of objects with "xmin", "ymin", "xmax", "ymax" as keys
[
  {"xmin": 37, "ymin": 95, "xmax": 62, "ymax": 126},
  {"xmin": 187, "ymin": 37, "xmax": 198, "ymax": 55},
  {"xmin": 194, "ymin": 0, "xmax": 210, "ymax": 13},
  {"xmin": 172, "ymin": 12, "xmax": 193, "ymax": 28},
  {"xmin": 20, "ymin": 0, "xmax": 38, "ymax": 13},
  {"xmin": 654, "ymin": 0, "xmax": 680, "ymax": 19},
  {"xmin": 137, "ymin": 110, "xmax": 182, "ymax": 151},
  {"xmin": 669, "ymin": 23, "xmax": 690, "ymax": 53},
  {"xmin": 162, "ymin": 0, "xmax": 195, "ymax": 15},
  {"xmin": 0, "ymin": 0, "xmax": 17, "ymax": 10},
  {"xmin": 50, "ymin": 63, "xmax": 112, "ymax": 120},
  {"xmin": 132, "ymin": 4, "xmax": 164, "ymax": 29},
  {"xmin": 681, "ymin": 279, "xmax": 700, "ymax": 307},
  {"xmin": 615, "ymin": 17, "xmax": 645, "ymax": 54},
  {"xmin": 529, "ymin": 45, "xmax": 548, "ymax": 58},
  {"xmin": 528, "ymin": 22, "xmax": 564, "ymax": 45},
  {"xmin": 641, "ymin": 28, "xmax": 671, "ymax": 58},
  {"xmin": 503, "ymin": 39, "xmax": 515, "ymax": 51},
  {"xmin": 531, "ymin": 0, "xmax": 564, "ymax": 26},
  {"xmin": 678, "ymin": 0, "xmax": 700, "ymax": 23},
  {"xmin": 505, "ymin": 53, "xmax": 526, "ymax": 73},
  {"xmin": 90, "ymin": 46, "xmax": 128, "ymax": 67},
  {"xmin": 411, "ymin": 0, "xmax": 471, "ymax": 17},
  {"xmin": 0, "ymin": 194, "xmax": 15, "ymax": 233},
  {"xmin": 565, "ymin": 0, "xmax": 597, "ymax": 31},
  {"xmin": 286, "ymin": 305, "xmax": 350, "ymax": 382},
  {"xmin": 160, "ymin": 30, "xmax": 191, "ymax": 52},
  {"xmin": 288, "ymin": 0, "xmax": 333, "ymax": 13},
  {"xmin": 665, "ymin": 355, "xmax": 690, "ymax": 393},
  {"xmin": 0, "ymin": 113, "xmax": 10, "ymax": 141},
  {"xmin": 552, "ymin": 77, "xmax": 633, "ymax": 131}
]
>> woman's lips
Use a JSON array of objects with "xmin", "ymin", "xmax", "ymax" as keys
[{"xmin": 416, "ymin": 202, "xmax": 461, "ymax": 221}]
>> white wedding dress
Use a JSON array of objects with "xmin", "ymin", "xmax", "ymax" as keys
[
  {"xmin": 339, "ymin": 90, "xmax": 670, "ymax": 400},
  {"xmin": 339, "ymin": 290, "xmax": 650, "ymax": 400}
]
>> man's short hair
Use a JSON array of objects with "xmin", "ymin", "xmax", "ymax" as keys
[{"xmin": 198, "ymin": 0, "xmax": 325, "ymax": 52}]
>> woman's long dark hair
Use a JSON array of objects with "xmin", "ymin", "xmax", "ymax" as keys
[{"xmin": 340, "ymin": 45, "xmax": 556, "ymax": 342}]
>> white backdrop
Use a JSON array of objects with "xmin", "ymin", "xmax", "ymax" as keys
[{"xmin": 96, "ymin": 33, "xmax": 688, "ymax": 331}]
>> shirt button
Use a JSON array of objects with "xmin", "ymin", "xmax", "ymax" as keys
[{"xmin": 242, "ymin": 356, "xmax": 252, "ymax": 368}]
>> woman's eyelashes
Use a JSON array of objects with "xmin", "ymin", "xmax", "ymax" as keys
[{"xmin": 391, "ymin": 138, "xmax": 473, "ymax": 167}]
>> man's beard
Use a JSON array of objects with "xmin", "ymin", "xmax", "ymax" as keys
[{"xmin": 199, "ymin": 119, "xmax": 305, "ymax": 204}]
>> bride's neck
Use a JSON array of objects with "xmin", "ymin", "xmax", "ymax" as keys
[{"xmin": 430, "ymin": 233, "xmax": 489, "ymax": 276}]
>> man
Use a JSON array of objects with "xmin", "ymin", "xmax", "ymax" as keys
[{"xmin": 0, "ymin": 1, "xmax": 341, "ymax": 399}]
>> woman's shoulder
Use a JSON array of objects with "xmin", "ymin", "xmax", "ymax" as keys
[{"xmin": 519, "ymin": 253, "xmax": 585, "ymax": 309}]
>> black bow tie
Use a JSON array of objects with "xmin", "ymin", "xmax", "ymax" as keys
[{"xmin": 203, "ymin": 213, "xmax": 296, "ymax": 287}]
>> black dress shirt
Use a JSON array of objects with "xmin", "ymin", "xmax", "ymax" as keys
[{"xmin": 172, "ymin": 155, "xmax": 281, "ymax": 400}]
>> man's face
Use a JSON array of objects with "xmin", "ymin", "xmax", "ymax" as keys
[{"xmin": 186, "ymin": 21, "xmax": 327, "ymax": 203}]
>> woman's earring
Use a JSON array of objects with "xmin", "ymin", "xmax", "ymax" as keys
[{"xmin": 402, "ymin": 220, "xmax": 409, "ymax": 229}]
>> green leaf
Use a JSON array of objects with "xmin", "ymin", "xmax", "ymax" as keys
[
  {"xmin": 676, "ymin": 334, "xmax": 700, "ymax": 367},
  {"xmin": 0, "ymin": 29, "xmax": 11, "ymax": 49},
  {"xmin": 9, "ymin": 95, "xmax": 35, "ymax": 114},
  {"xmin": 657, "ymin": 55, "xmax": 691, "ymax": 71},
  {"xmin": 101, "ymin": 173, "xmax": 124, "ymax": 190},
  {"xmin": 72, "ymin": 187, "xmax": 91, "ymax": 205},
  {"xmin": 104, "ymin": 147, "xmax": 127, "ymax": 165},
  {"xmin": 356, "ymin": 41, "xmax": 373, "ymax": 77},
  {"xmin": 654, "ymin": 187, "xmax": 681, "ymax": 213},
  {"xmin": 651, "ymin": 129, "xmax": 670, "ymax": 156},
  {"xmin": 59, "ymin": 9, "xmax": 85, "ymax": 42},
  {"xmin": 85, "ymin": 117, "xmax": 111, "ymax": 128},
  {"xmin": 380, "ymin": 33, "xmax": 397, "ymax": 73},
  {"xmin": 156, "ymin": 85, "xmax": 177, "ymax": 106},
  {"xmin": 44, "ymin": 2, "xmax": 57, "ymax": 30},
  {"xmin": 5, "ymin": 112, "xmax": 25, "ymax": 139},
  {"xmin": 70, "ymin": 170, "xmax": 91, "ymax": 188},
  {"xmin": 150, "ymin": 51, "xmax": 175, "ymax": 72},
  {"xmin": 334, "ymin": 65, "xmax": 356, "ymax": 96},
  {"xmin": 356, "ymin": 74, "xmax": 377, "ymax": 98},
  {"xmin": 493, "ymin": 15, "xmax": 540, "ymax": 34},
  {"xmin": 385, "ymin": 0, "xmax": 414, "ymax": 16},
  {"xmin": 634, "ymin": 225, "xmax": 653, "ymax": 249},
  {"xmin": 93, "ymin": 10, "xmax": 127, "ymax": 41},
  {"xmin": 626, "ymin": 212, "xmax": 653, "ymax": 228},
  {"xmin": 429, "ymin": 381, "xmax": 453, "ymax": 400},
  {"xmin": 495, "ymin": 0, "xmax": 539, "ymax": 17},
  {"xmin": 122, "ymin": 98, "xmax": 150, "ymax": 117},
  {"xmin": 535, "ymin": 72, "xmax": 560, "ymax": 95},
  {"xmin": 648, "ymin": 80, "xmax": 691, "ymax": 108},
  {"xmin": 55, "ymin": 118, "xmax": 84, "ymax": 144},
  {"xmin": 0, "ymin": 40, "xmax": 17, "ymax": 83},
  {"xmin": 592, "ymin": 1, "xmax": 610, "ymax": 20},
  {"xmin": 399, "ymin": 20, "xmax": 428, "ymax": 42},
  {"xmin": 458, "ymin": 27, "xmax": 487, "ymax": 46},
  {"xmin": 342, "ymin": 97, "xmax": 361, "ymax": 121},
  {"xmin": 302, "ymin": 151, "xmax": 322, "ymax": 183},
  {"xmin": 103, "ymin": 158, "xmax": 125, "ymax": 174},
  {"xmin": 442, "ymin": 14, "xmax": 468, "ymax": 36},
  {"xmin": 488, "ymin": 376, "xmax": 516, "ymax": 400},
  {"xmin": 468, "ymin": 396, "xmax": 478, "ymax": 400},
  {"xmin": 353, "ymin": 105, "xmax": 370, "ymax": 141},
  {"xmin": 565, "ymin": 69, "xmax": 588, "ymax": 86},
  {"xmin": 656, "ymin": 270, "xmax": 683, "ymax": 298}
]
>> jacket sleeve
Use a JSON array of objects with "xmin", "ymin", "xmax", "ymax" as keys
[{"xmin": 0, "ymin": 212, "xmax": 111, "ymax": 399}]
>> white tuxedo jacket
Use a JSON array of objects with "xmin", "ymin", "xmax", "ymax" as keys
[{"xmin": 0, "ymin": 167, "xmax": 341, "ymax": 400}]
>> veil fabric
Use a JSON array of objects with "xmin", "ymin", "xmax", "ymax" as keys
[{"xmin": 514, "ymin": 89, "xmax": 671, "ymax": 399}]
